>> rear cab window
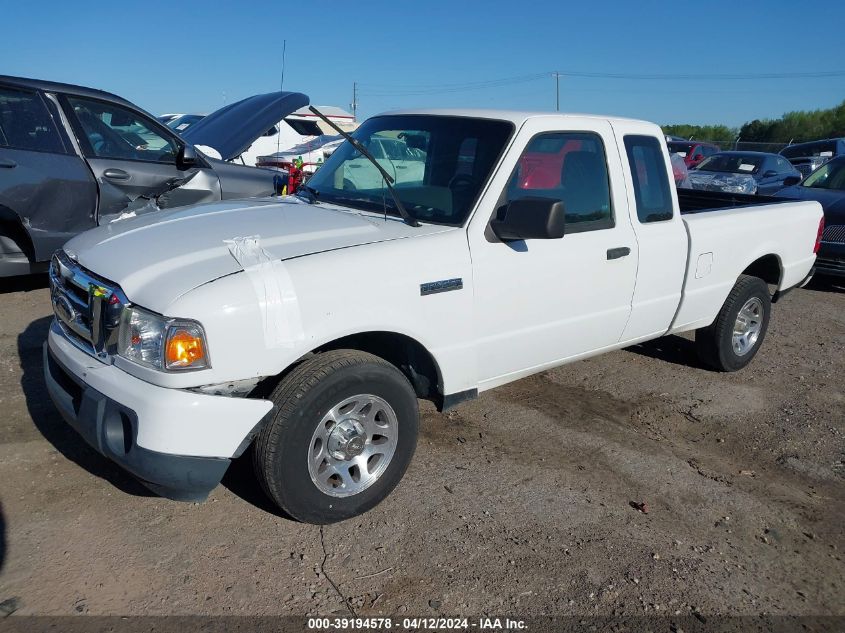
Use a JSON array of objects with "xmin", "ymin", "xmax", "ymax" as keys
[
  {"xmin": 504, "ymin": 131, "xmax": 613, "ymax": 232},
  {"xmin": 624, "ymin": 135, "xmax": 674, "ymax": 223},
  {"xmin": 0, "ymin": 86, "xmax": 65, "ymax": 153}
]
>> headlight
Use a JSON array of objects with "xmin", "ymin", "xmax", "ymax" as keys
[{"xmin": 118, "ymin": 306, "xmax": 209, "ymax": 371}]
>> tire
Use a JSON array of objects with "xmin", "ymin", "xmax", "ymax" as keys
[
  {"xmin": 252, "ymin": 350, "xmax": 419, "ymax": 524},
  {"xmin": 695, "ymin": 275, "xmax": 771, "ymax": 372}
]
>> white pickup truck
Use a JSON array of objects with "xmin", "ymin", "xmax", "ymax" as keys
[{"xmin": 44, "ymin": 109, "xmax": 824, "ymax": 524}]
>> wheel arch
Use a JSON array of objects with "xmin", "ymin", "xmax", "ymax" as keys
[
  {"xmin": 0, "ymin": 204, "xmax": 36, "ymax": 261},
  {"xmin": 256, "ymin": 330, "xmax": 447, "ymax": 410},
  {"xmin": 315, "ymin": 331, "xmax": 444, "ymax": 405},
  {"xmin": 741, "ymin": 253, "xmax": 782, "ymax": 288}
]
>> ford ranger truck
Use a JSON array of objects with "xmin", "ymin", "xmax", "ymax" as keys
[{"xmin": 44, "ymin": 110, "xmax": 824, "ymax": 524}]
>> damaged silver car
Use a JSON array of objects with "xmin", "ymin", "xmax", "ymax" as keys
[{"xmin": 0, "ymin": 75, "xmax": 308, "ymax": 276}]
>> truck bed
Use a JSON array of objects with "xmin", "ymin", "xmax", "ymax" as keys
[{"xmin": 678, "ymin": 188, "xmax": 793, "ymax": 214}]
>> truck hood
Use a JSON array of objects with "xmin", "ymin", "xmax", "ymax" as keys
[
  {"xmin": 64, "ymin": 197, "xmax": 452, "ymax": 312},
  {"xmin": 181, "ymin": 91, "xmax": 309, "ymax": 161}
]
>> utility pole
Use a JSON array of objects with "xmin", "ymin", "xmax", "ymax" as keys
[
  {"xmin": 551, "ymin": 72, "xmax": 562, "ymax": 111},
  {"xmin": 351, "ymin": 82, "xmax": 358, "ymax": 121}
]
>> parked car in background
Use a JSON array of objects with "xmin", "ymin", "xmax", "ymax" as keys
[
  {"xmin": 166, "ymin": 113, "xmax": 205, "ymax": 133},
  {"xmin": 780, "ymin": 138, "xmax": 845, "ymax": 178},
  {"xmin": 688, "ymin": 151, "xmax": 801, "ymax": 195},
  {"xmin": 186, "ymin": 104, "xmax": 356, "ymax": 167},
  {"xmin": 257, "ymin": 134, "xmax": 342, "ymax": 174},
  {"xmin": 340, "ymin": 134, "xmax": 427, "ymax": 190},
  {"xmin": 0, "ymin": 75, "xmax": 296, "ymax": 276},
  {"xmin": 667, "ymin": 140, "xmax": 720, "ymax": 168},
  {"xmin": 777, "ymin": 155, "xmax": 845, "ymax": 276},
  {"xmin": 156, "ymin": 113, "xmax": 181, "ymax": 125}
]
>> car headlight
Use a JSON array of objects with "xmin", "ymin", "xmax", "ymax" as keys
[{"xmin": 118, "ymin": 306, "xmax": 209, "ymax": 371}]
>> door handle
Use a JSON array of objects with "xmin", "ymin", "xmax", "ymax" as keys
[
  {"xmin": 0, "ymin": 158, "xmax": 17, "ymax": 168},
  {"xmin": 103, "ymin": 168, "xmax": 130, "ymax": 181},
  {"xmin": 607, "ymin": 247, "xmax": 631, "ymax": 260}
]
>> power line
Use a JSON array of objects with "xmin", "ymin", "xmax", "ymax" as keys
[
  {"xmin": 358, "ymin": 73, "xmax": 548, "ymax": 96},
  {"xmin": 355, "ymin": 68, "xmax": 845, "ymax": 98},
  {"xmin": 556, "ymin": 69, "xmax": 845, "ymax": 80}
]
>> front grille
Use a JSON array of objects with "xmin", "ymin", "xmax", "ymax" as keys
[
  {"xmin": 821, "ymin": 224, "xmax": 845, "ymax": 244},
  {"xmin": 49, "ymin": 251, "xmax": 128, "ymax": 361}
]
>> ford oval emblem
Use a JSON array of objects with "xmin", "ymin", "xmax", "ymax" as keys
[{"xmin": 54, "ymin": 295, "xmax": 76, "ymax": 323}]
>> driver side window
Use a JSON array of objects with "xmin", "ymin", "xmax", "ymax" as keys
[
  {"xmin": 504, "ymin": 131, "xmax": 613, "ymax": 232},
  {"xmin": 67, "ymin": 96, "xmax": 178, "ymax": 164}
]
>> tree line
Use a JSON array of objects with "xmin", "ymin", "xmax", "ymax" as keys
[{"xmin": 663, "ymin": 100, "xmax": 845, "ymax": 145}]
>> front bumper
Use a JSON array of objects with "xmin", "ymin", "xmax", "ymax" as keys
[{"xmin": 44, "ymin": 321, "xmax": 273, "ymax": 501}]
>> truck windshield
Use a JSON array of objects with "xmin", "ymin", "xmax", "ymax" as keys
[{"xmin": 304, "ymin": 115, "xmax": 514, "ymax": 225}]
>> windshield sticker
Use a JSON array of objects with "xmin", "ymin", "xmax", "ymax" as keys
[
  {"xmin": 675, "ymin": 152, "xmax": 687, "ymax": 157},
  {"xmin": 738, "ymin": 164, "xmax": 755, "ymax": 172},
  {"xmin": 820, "ymin": 151, "xmax": 833, "ymax": 157}
]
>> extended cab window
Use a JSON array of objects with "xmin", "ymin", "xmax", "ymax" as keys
[
  {"xmin": 624, "ymin": 135, "xmax": 674, "ymax": 223},
  {"xmin": 0, "ymin": 87, "xmax": 64, "ymax": 153},
  {"xmin": 66, "ymin": 97, "xmax": 178, "ymax": 163},
  {"xmin": 505, "ymin": 132, "xmax": 613, "ymax": 231}
]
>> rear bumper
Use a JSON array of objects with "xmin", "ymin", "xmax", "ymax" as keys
[{"xmin": 44, "ymin": 321, "xmax": 273, "ymax": 501}]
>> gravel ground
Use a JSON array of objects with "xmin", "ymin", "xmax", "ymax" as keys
[{"xmin": 0, "ymin": 275, "xmax": 842, "ymax": 620}]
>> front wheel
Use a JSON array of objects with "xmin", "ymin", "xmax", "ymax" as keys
[
  {"xmin": 252, "ymin": 350, "xmax": 419, "ymax": 524},
  {"xmin": 695, "ymin": 275, "xmax": 771, "ymax": 372}
]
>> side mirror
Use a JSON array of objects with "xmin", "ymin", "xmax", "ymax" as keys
[
  {"xmin": 177, "ymin": 144, "xmax": 198, "ymax": 169},
  {"xmin": 762, "ymin": 170, "xmax": 777, "ymax": 178},
  {"xmin": 782, "ymin": 175, "xmax": 801, "ymax": 187},
  {"xmin": 490, "ymin": 197, "xmax": 566, "ymax": 241}
]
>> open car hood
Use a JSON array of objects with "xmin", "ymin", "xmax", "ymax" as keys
[{"xmin": 181, "ymin": 91, "xmax": 309, "ymax": 161}]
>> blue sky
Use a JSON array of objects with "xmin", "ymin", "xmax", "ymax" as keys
[{"xmin": 4, "ymin": 0, "xmax": 844, "ymax": 127}]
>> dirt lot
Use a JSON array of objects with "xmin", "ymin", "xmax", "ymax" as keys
[{"xmin": 0, "ymin": 275, "xmax": 843, "ymax": 620}]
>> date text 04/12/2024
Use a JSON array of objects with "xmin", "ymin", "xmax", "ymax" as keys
[{"xmin": 307, "ymin": 617, "xmax": 528, "ymax": 630}]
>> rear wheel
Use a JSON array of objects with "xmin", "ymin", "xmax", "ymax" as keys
[
  {"xmin": 695, "ymin": 275, "xmax": 771, "ymax": 372},
  {"xmin": 252, "ymin": 350, "xmax": 419, "ymax": 524}
]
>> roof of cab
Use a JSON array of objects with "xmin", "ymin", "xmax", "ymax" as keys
[{"xmin": 375, "ymin": 108, "xmax": 653, "ymax": 127}]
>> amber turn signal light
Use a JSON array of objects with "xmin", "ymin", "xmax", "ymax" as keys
[{"xmin": 165, "ymin": 327, "xmax": 206, "ymax": 369}]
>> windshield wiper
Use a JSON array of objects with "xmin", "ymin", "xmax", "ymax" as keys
[
  {"xmin": 308, "ymin": 105, "xmax": 420, "ymax": 227},
  {"xmin": 297, "ymin": 184, "xmax": 319, "ymax": 204}
]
